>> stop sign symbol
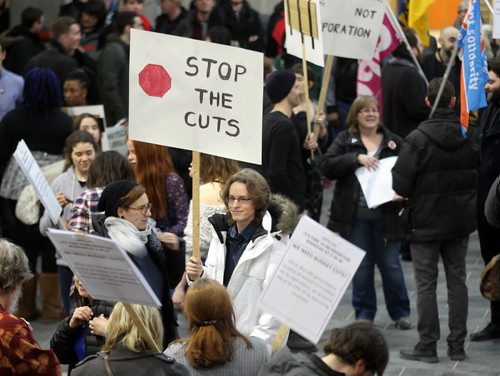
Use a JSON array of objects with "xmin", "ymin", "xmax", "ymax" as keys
[{"xmin": 138, "ymin": 64, "xmax": 172, "ymax": 98}]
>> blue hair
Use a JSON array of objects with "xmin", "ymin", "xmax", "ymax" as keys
[{"xmin": 23, "ymin": 68, "xmax": 62, "ymax": 116}]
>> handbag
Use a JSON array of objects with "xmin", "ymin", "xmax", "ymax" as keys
[{"xmin": 480, "ymin": 253, "xmax": 500, "ymax": 301}]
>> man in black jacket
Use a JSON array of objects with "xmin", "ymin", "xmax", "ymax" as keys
[
  {"xmin": 393, "ymin": 78, "xmax": 478, "ymax": 363},
  {"xmin": 470, "ymin": 57, "xmax": 500, "ymax": 341}
]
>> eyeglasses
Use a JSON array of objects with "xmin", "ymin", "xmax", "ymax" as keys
[
  {"xmin": 227, "ymin": 196, "xmax": 252, "ymax": 204},
  {"xmin": 127, "ymin": 203, "xmax": 152, "ymax": 215},
  {"xmin": 359, "ymin": 108, "xmax": 379, "ymax": 115}
]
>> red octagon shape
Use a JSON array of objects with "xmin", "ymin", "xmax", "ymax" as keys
[{"xmin": 138, "ymin": 64, "xmax": 172, "ymax": 98}]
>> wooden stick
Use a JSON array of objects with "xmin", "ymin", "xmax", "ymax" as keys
[
  {"xmin": 272, "ymin": 324, "xmax": 290, "ymax": 352},
  {"xmin": 191, "ymin": 151, "xmax": 200, "ymax": 260},
  {"xmin": 122, "ymin": 302, "xmax": 161, "ymax": 353},
  {"xmin": 317, "ymin": 55, "xmax": 334, "ymax": 114},
  {"xmin": 301, "ymin": 43, "xmax": 312, "ymax": 135}
]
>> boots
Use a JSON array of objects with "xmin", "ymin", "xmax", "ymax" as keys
[
  {"xmin": 15, "ymin": 275, "xmax": 40, "ymax": 320},
  {"xmin": 39, "ymin": 273, "xmax": 64, "ymax": 323}
]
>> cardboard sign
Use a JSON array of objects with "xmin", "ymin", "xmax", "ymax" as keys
[
  {"xmin": 259, "ymin": 216, "xmax": 365, "ymax": 344},
  {"xmin": 129, "ymin": 29, "xmax": 263, "ymax": 164},
  {"xmin": 13, "ymin": 140, "xmax": 62, "ymax": 224},
  {"xmin": 47, "ymin": 229, "xmax": 161, "ymax": 307},
  {"xmin": 320, "ymin": 0, "xmax": 385, "ymax": 59},
  {"xmin": 284, "ymin": 0, "xmax": 324, "ymax": 66}
]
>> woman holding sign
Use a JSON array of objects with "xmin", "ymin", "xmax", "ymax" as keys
[
  {"xmin": 320, "ymin": 95, "xmax": 411, "ymax": 329},
  {"xmin": 93, "ymin": 180, "xmax": 185, "ymax": 346}
]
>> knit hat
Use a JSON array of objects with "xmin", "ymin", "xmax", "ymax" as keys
[
  {"xmin": 98, "ymin": 180, "xmax": 138, "ymax": 217},
  {"xmin": 265, "ymin": 70, "xmax": 296, "ymax": 104}
]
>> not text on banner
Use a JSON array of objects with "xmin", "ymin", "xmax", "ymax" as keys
[
  {"xmin": 258, "ymin": 216, "xmax": 365, "ymax": 344},
  {"xmin": 320, "ymin": 0, "xmax": 385, "ymax": 59},
  {"xmin": 128, "ymin": 29, "xmax": 263, "ymax": 165}
]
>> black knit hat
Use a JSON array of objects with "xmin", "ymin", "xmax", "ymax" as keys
[
  {"xmin": 265, "ymin": 70, "xmax": 296, "ymax": 104},
  {"xmin": 97, "ymin": 180, "xmax": 138, "ymax": 217}
]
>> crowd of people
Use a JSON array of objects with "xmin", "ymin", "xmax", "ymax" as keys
[{"xmin": 0, "ymin": 0, "xmax": 500, "ymax": 375}]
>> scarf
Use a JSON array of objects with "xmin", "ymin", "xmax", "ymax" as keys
[{"xmin": 104, "ymin": 217, "xmax": 151, "ymax": 257}]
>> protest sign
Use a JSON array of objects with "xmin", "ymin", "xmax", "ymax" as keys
[
  {"xmin": 355, "ymin": 156, "xmax": 397, "ymax": 208},
  {"xmin": 320, "ymin": 0, "xmax": 385, "ymax": 59},
  {"xmin": 129, "ymin": 29, "xmax": 263, "ymax": 164},
  {"xmin": 284, "ymin": 0, "xmax": 324, "ymax": 66},
  {"xmin": 259, "ymin": 216, "xmax": 365, "ymax": 344},
  {"xmin": 495, "ymin": 0, "xmax": 500, "ymax": 39},
  {"xmin": 13, "ymin": 140, "xmax": 62, "ymax": 224},
  {"xmin": 47, "ymin": 229, "xmax": 161, "ymax": 307}
]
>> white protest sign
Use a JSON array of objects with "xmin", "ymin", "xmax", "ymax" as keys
[
  {"xmin": 355, "ymin": 156, "xmax": 397, "ymax": 208},
  {"xmin": 284, "ymin": 0, "xmax": 324, "ymax": 66},
  {"xmin": 320, "ymin": 0, "xmax": 385, "ymax": 59},
  {"xmin": 47, "ymin": 229, "xmax": 161, "ymax": 307},
  {"xmin": 494, "ymin": 0, "xmax": 500, "ymax": 38},
  {"xmin": 259, "ymin": 216, "xmax": 365, "ymax": 344},
  {"xmin": 13, "ymin": 140, "xmax": 62, "ymax": 224},
  {"xmin": 129, "ymin": 29, "xmax": 263, "ymax": 164}
]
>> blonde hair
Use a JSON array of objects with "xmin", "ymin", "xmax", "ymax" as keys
[{"xmin": 102, "ymin": 303, "xmax": 163, "ymax": 353}]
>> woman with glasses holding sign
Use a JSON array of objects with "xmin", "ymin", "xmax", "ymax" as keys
[
  {"xmin": 320, "ymin": 95, "xmax": 411, "ymax": 329},
  {"xmin": 92, "ymin": 180, "xmax": 185, "ymax": 346},
  {"xmin": 185, "ymin": 169, "xmax": 298, "ymax": 349}
]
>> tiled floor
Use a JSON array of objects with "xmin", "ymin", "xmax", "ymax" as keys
[{"xmin": 31, "ymin": 186, "xmax": 500, "ymax": 375}]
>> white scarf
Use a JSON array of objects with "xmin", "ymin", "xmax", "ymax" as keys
[{"xmin": 104, "ymin": 217, "xmax": 152, "ymax": 258}]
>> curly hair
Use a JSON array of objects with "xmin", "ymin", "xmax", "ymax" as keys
[{"xmin": 0, "ymin": 239, "xmax": 33, "ymax": 294}]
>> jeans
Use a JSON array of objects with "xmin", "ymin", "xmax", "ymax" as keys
[
  {"xmin": 58, "ymin": 265, "xmax": 74, "ymax": 316},
  {"xmin": 345, "ymin": 218, "xmax": 410, "ymax": 321},
  {"xmin": 411, "ymin": 237, "xmax": 468, "ymax": 349}
]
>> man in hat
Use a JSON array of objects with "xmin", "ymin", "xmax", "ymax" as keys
[{"xmin": 262, "ymin": 70, "xmax": 312, "ymax": 211}]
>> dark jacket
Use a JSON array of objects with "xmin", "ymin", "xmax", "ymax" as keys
[
  {"xmin": 392, "ymin": 108, "xmax": 478, "ymax": 241},
  {"xmin": 50, "ymin": 300, "xmax": 114, "ymax": 373},
  {"xmin": 320, "ymin": 127, "xmax": 404, "ymax": 239},
  {"xmin": 4, "ymin": 26, "xmax": 46, "ymax": 75},
  {"xmin": 208, "ymin": 0, "xmax": 264, "ymax": 51},
  {"xmin": 155, "ymin": 7, "xmax": 188, "ymax": 34},
  {"xmin": 92, "ymin": 216, "xmax": 185, "ymax": 347},
  {"xmin": 73, "ymin": 345, "xmax": 189, "ymax": 376},
  {"xmin": 485, "ymin": 173, "xmax": 500, "ymax": 228},
  {"xmin": 258, "ymin": 347, "xmax": 343, "ymax": 376},
  {"xmin": 476, "ymin": 102, "xmax": 500, "ymax": 226},
  {"xmin": 381, "ymin": 56, "xmax": 429, "ymax": 138},
  {"xmin": 174, "ymin": 10, "xmax": 206, "ymax": 40}
]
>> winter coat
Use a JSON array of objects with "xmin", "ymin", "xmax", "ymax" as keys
[
  {"xmin": 50, "ymin": 300, "xmax": 115, "ymax": 373},
  {"xmin": 4, "ymin": 26, "xmax": 46, "ymax": 75},
  {"xmin": 382, "ymin": 56, "xmax": 429, "ymax": 138},
  {"xmin": 202, "ymin": 194, "xmax": 298, "ymax": 347},
  {"xmin": 320, "ymin": 127, "xmax": 404, "ymax": 239},
  {"xmin": 92, "ymin": 216, "xmax": 185, "ymax": 346},
  {"xmin": 258, "ymin": 347, "xmax": 342, "ymax": 376},
  {"xmin": 392, "ymin": 108, "xmax": 479, "ymax": 241},
  {"xmin": 73, "ymin": 345, "xmax": 189, "ymax": 376},
  {"xmin": 485, "ymin": 173, "xmax": 500, "ymax": 228}
]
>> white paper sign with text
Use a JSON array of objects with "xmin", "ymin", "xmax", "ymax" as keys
[
  {"xmin": 284, "ymin": 0, "xmax": 324, "ymax": 66},
  {"xmin": 47, "ymin": 229, "xmax": 161, "ymax": 307},
  {"xmin": 13, "ymin": 140, "xmax": 62, "ymax": 224},
  {"xmin": 258, "ymin": 216, "xmax": 365, "ymax": 344},
  {"xmin": 320, "ymin": 0, "xmax": 385, "ymax": 59},
  {"xmin": 129, "ymin": 29, "xmax": 263, "ymax": 164}
]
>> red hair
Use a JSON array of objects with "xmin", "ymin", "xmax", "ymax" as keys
[{"xmin": 132, "ymin": 140, "xmax": 176, "ymax": 219}]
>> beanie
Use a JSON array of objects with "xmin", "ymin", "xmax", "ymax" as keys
[
  {"xmin": 98, "ymin": 180, "xmax": 139, "ymax": 217},
  {"xmin": 265, "ymin": 70, "xmax": 296, "ymax": 104}
]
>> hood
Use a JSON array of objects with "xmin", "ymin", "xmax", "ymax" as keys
[
  {"xmin": 208, "ymin": 193, "xmax": 299, "ymax": 243},
  {"xmin": 418, "ymin": 108, "xmax": 467, "ymax": 151}
]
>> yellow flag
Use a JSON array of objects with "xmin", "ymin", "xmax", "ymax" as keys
[{"xmin": 408, "ymin": 0, "xmax": 436, "ymax": 47}]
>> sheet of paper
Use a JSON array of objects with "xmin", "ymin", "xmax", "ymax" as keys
[
  {"xmin": 494, "ymin": 0, "xmax": 500, "ymax": 39},
  {"xmin": 47, "ymin": 229, "xmax": 161, "ymax": 307},
  {"xmin": 259, "ymin": 216, "xmax": 365, "ymax": 344},
  {"xmin": 13, "ymin": 140, "xmax": 62, "ymax": 224},
  {"xmin": 355, "ymin": 156, "xmax": 397, "ymax": 208}
]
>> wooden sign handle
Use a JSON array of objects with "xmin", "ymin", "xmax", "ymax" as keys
[
  {"xmin": 317, "ymin": 55, "xmax": 334, "ymax": 114},
  {"xmin": 191, "ymin": 151, "xmax": 200, "ymax": 260},
  {"xmin": 272, "ymin": 324, "xmax": 290, "ymax": 352}
]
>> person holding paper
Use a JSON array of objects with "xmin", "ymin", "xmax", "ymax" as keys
[
  {"xmin": 165, "ymin": 279, "xmax": 269, "ymax": 375},
  {"xmin": 393, "ymin": 79, "xmax": 478, "ymax": 362},
  {"xmin": 0, "ymin": 239, "xmax": 61, "ymax": 376},
  {"xmin": 72, "ymin": 302, "xmax": 189, "ymax": 375},
  {"xmin": 50, "ymin": 275, "xmax": 114, "ymax": 374},
  {"xmin": 320, "ymin": 95, "xmax": 411, "ymax": 329},
  {"xmin": 186, "ymin": 169, "xmax": 298, "ymax": 347},
  {"xmin": 94, "ymin": 180, "xmax": 185, "ymax": 346}
]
